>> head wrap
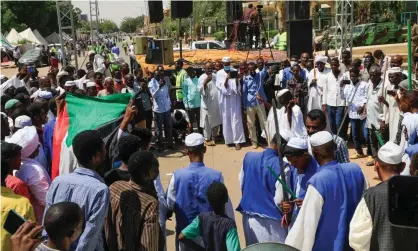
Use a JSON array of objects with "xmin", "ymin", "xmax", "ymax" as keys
[
  {"xmin": 277, "ymin": 89, "xmax": 289, "ymax": 98},
  {"xmin": 387, "ymin": 67, "xmax": 402, "ymax": 74},
  {"xmin": 315, "ymin": 54, "xmax": 328, "ymax": 64},
  {"xmin": 64, "ymin": 81, "xmax": 76, "ymax": 87}
]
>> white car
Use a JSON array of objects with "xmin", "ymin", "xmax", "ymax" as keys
[{"xmin": 190, "ymin": 40, "xmax": 226, "ymax": 50}]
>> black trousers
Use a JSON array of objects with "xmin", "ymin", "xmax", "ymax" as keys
[
  {"xmin": 248, "ymin": 26, "xmax": 260, "ymax": 49},
  {"xmin": 187, "ymin": 108, "xmax": 202, "ymax": 134},
  {"xmin": 144, "ymin": 110, "xmax": 153, "ymax": 130}
]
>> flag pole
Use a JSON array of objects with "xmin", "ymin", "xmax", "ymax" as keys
[{"xmin": 408, "ymin": 19, "xmax": 412, "ymax": 90}]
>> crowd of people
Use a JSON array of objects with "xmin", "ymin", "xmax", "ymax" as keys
[{"xmin": 2, "ymin": 37, "xmax": 418, "ymax": 251}]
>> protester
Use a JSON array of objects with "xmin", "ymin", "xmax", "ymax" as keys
[
  {"xmin": 340, "ymin": 67, "xmax": 369, "ymax": 159},
  {"xmin": 175, "ymin": 60, "xmax": 187, "ymax": 109},
  {"xmin": 241, "ymin": 62, "xmax": 268, "ymax": 149},
  {"xmin": 237, "ymin": 133, "xmax": 292, "ymax": 245},
  {"xmin": 215, "ymin": 57, "xmax": 245, "ymax": 150},
  {"xmin": 360, "ymin": 55, "xmax": 375, "ymax": 82},
  {"xmin": 1, "ymin": 154, "xmax": 36, "ymax": 251},
  {"xmin": 285, "ymin": 131, "xmax": 365, "ymax": 250},
  {"xmin": 43, "ymin": 98, "xmax": 56, "ymax": 170},
  {"xmin": 44, "ymin": 130, "xmax": 109, "ymax": 250},
  {"xmin": 149, "ymin": 69, "xmax": 175, "ymax": 150},
  {"xmin": 86, "ymin": 81, "xmax": 97, "ymax": 96},
  {"xmin": 97, "ymin": 77, "xmax": 117, "ymax": 97},
  {"xmin": 323, "ymin": 58, "xmax": 348, "ymax": 136},
  {"xmin": 198, "ymin": 62, "xmax": 222, "ymax": 146},
  {"xmin": 349, "ymin": 142, "xmax": 418, "ymax": 250},
  {"xmin": 105, "ymin": 151, "xmax": 163, "ymax": 251},
  {"xmin": 307, "ymin": 54, "xmax": 331, "ymax": 112},
  {"xmin": 167, "ymin": 133, "xmax": 234, "ymax": 250},
  {"xmin": 38, "ymin": 202, "xmax": 84, "ymax": 251},
  {"xmin": 7, "ymin": 126, "xmax": 50, "ymax": 223},
  {"xmin": 179, "ymin": 182, "xmax": 241, "ymax": 251},
  {"xmin": 182, "ymin": 67, "xmax": 201, "ymax": 134}
]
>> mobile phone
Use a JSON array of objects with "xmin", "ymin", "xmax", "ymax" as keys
[
  {"xmin": 388, "ymin": 176, "xmax": 418, "ymax": 229},
  {"xmin": 230, "ymin": 71, "xmax": 238, "ymax": 79},
  {"xmin": 342, "ymin": 80, "xmax": 350, "ymax": 85},
  {"xmin": 3, "ymin": 210, "xmax": 26, "ymax": 235}
]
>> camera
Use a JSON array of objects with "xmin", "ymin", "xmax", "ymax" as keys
[{"xmin": 256, "ymin": 5, "xmax": 263, "ymax": 9}]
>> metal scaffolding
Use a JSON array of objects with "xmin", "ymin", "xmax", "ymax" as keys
[
  {"xmin": 334, "ymin": 0, "xmax": 354, "ymax": 58},
  {"xmin": 89, "ymin": 0, "xmax": 99, "ymax": 40},
  {"xmin": 56, "ymin": 0, "xmax": 78, "ymax": 70}
]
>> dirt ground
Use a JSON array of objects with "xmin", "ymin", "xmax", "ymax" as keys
[{"xmin": 155, "ymin": 142, "xmax": 378, "ymax": 250}]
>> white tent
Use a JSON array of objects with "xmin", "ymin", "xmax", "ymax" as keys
[
  {"xmin": 0, "ymin": 34, "xmax": 14, "ymax": 49},
  {"xmin": 45, "ymin": 32, "xmax": 60, "ymax": 44},
  {"xmin": 19, "ymin": 28, "xmax": 47, "ymax": 45},
  {"xmin": 33, "ymin": 29, "xmax": 49, "ymax": 45},
  {"xmin": 6, "ymin": 28, "xmax": 23, "ymax": 45}
]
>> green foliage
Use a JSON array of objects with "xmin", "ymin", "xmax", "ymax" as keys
[
  {"xmin": 1, "ymin": 1, "xmax": 81, "ymax": 36},
  {"xmin": 264, "ymin": 30, "xmax": 279, "ymax": 40},
  {"xmin": 17, "ymin": 39, "xmax": 28, "ymax": 44},
  {"xmin": 213, "ymin": 31, "xmax": 225, "ymax": 41},
  {"xmin": 120, "ymin": 16, "xmax": 144, "ymax": 33},
  {"xmin": 99, "ymin": 20, "xmax": 119, "ymax": 33}
]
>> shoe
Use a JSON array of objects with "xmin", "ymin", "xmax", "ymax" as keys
[
  {"xmin": 205, "ymin": 140, "xmax": 215, "ymax": 146},
  {"xmin": 366, "ymin": 156, "xmax": 374, "ymax": 166},
  {"xmin": 235, "ymin": 143, "xmax": 241, "ymax": 150},
  {"xmin": 350, "ymin": 152, "xmax": 366, "ymax": 159},
  {"xmin": 167, "ymin": 145, "xmax": 177, "ymax": 151},
  {"xmin": 252, "ymin": 142, "xmax": 258, "ymax": 149}
]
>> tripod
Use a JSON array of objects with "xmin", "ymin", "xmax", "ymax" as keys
[{"xmin": 245, "ymin": 7, "xmax": 274, "ymax": 62}]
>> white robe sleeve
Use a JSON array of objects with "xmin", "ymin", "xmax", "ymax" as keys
[
  {"xmin": 220, "ymin": 175, "xmax": 235, "ymax": 220},
  {"xmin": 285, "ymin": 185, "xmax": 324, "ymax": 251},
  {"xmin": 238, "ymin": 165, "xmax": 244, "ymax": 190},
  {"xmin": 349, "ymin": 198, "xmax": 372, "ymax": 251},
  {"xmin": 166, "ymin": 174, "xmax": 176, "ymax": 211}
]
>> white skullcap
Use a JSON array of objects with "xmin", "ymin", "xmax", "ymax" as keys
[
  {"xmin": 315, "ymin": 54, "xmax": 328, "ymax": 64},
  {"xmin": 104, "ymin": 77, "xmax": 113, "ymax": 82},
  {"xmin": 6, "ymin": 126, "xmax": 39, "ymax": 158},
  {"xmin": 14, "ymin": 115, "xmax": 32, "ymax": 129},
  {"xmin": 64, "ymin": 81, "xmax": 76, "ymax": 87},
  {"xmin": 38, "ymin": 90, "xmax": 53, "ymax": 99},
  {"xmin": 56, "ymin": 71, "xmax": 69, "ymax": 79},
  {"xmin": 185, "ymin": 133, "xmax": 205, "ymax": 147},
  {"xmin": 277, "ymin": 89, "xmax": 289, "ymax": 98},
  {"xmin": 279, "ymin": 129, "xmax": 295, "ymax": 142},
  {"xmin": 222, "ymin": 56, "xmax": 231, "ymax": 63},
  {"xmin": 310, "ymin": 131, "xmax": 333, "ymax": 147},
  {"xmin": 398, "ymin": 79, "xmax": 408, "ymax": 90},
  {"xmin": 287, "ymin": 137, "xmax": 308, "ymax": 150},
  {"xmin": 378, "ymin": 142, "xmax": 403, "ymax": 165},
  {"xmin": 387, "ymin": 67, "xmax": 402, "ymax": 74},
  {"xmin": 86, "ymin": 81, "xmax": 96, "ymax": 88}
]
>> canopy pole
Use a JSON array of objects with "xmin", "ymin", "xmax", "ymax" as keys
[{"xmin": 408, "ymin": 19, "xmax": 412, "ymax": 90}]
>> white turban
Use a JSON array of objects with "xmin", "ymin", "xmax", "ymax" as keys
[
  {"xmin": 86, "ymin": 81, "xmax": 96, "ymax": 88},
  {"xmin": 222, "ymin": 56, "xmax": 231, "ymax": 63},
  {"xmin": 64, "ymin": 81, "xmax": 76, "ymax": 87},
  {"xmin": 315, "ymin": 54, "xmax": 328, "ymax": 64},
  {"xmin": 6, "ymin": 126, "xmax": 39, "ymax": 158},
  {"xmin": 387, "ymin": 67, "xmax": 402, "ymax": 74}
]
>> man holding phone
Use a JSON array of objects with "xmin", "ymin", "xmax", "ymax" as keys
[{"xmin": 1, "ymin": 153, "xmax": 35, "ymax": 251}]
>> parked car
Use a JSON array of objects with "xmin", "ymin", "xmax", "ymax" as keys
[
  {"xmin": 190, "ymin": 40, "xmax": 226, "ymax": 50},
  {"xmin": 18, "ymin": 48, "xmax": 49, "ymax": 67}
]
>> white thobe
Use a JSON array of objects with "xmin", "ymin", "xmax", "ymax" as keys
[
  {"xmin": 15, "ymin": 158, "xmax": 51, "ymax": 223},
  {"xmin": 166, "ymin": 173, "xmax": 234, "ymax": 251},
  {"xmin": 382, "ymin": 86, "xmax": 400, "ymax": 142},
  {"xmin": 349, "ymin": 198, "xmax": 372, "ymax": 251},
  {"xmin": 215, "ymin": 69, "xmax": 245, "ymax": 144},
  {"xmin": 198, "ymin": 73, "xmax": 222, "ymax": 140},
  {"xmin": 263, "ymin": 105, "xmax": 308, "ymax": 141},
  {"xmin": 307, "ymin": 68, "xmax": 331, "ymax": 112},
  {"xmin": 399, "ymin": 112, "xmax": 418, "ymax": 176},
  {"xmin": 238, "ymin": 164, "xmax": 291, "ymax": 245}
]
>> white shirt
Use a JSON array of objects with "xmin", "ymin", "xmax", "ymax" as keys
[
  {"xmin": 340, "ymin": 80, "xmax": 369, "ymax": 120},
  {"xmin": 172, "ymin": 109, "xmax": 190, "ymax": 123},
  {"xmin": 366, "ymin": 80, "xmax": 385, "ymax": 129},
  {"xmin": 349, "ymin": 198, "xmax": 372, "ymax": 251},
  {"xmin": 323, "ymin": 71, "xmax": 348, "ymax": 107}
]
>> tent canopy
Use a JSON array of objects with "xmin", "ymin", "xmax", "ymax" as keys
[
  {"xmin": 45, "ymin": 32, "xmax": 60, "ymax": 44},
  {"xmin": 19, "ymin": 28, "xmax": 48, "ymax": 45},
  {"xmin": 0, "ymin": 34, "xmax": 14, "ymax": 49},
  {"xmin": 33, "ymin": 29, "xmax": 49, "ymax": 45},
  {"xmin": 6, "ymin": 28, "xmax": 23, "ymax": 45}
]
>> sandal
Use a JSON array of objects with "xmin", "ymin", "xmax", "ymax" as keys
[{"xmin": 235, "ymin": 143, "xmax": 241, "ymax": 150}]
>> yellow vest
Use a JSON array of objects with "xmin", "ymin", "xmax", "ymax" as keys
[
  {"xmin": 176, "ymin": 69, "xmax": 186, "ymax": 100},
  {"xmin": 274, "ymin": 32, "xmax": 287, "ymax": 51}
]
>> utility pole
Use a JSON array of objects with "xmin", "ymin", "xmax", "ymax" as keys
[
  {"xmin": 56, "ymin": 0, "xmax": 78, "ymax": 70},
  {"xmin": 89, "ymin": 0, "xmax": 99, "ymax": 40},
  {"xmin": 334, "ymin": 0, "xmax": 353, "ymax": 58}
]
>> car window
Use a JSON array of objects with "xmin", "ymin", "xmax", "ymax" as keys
[
  {"xmin": 209, "ymin": 42, "xmax": 222, "ymax": 49},
  {"xmin": 195, "ymin": 43, "xmax": 207, "ymax": 49},
  {"xmin": 24, "ymin": 50, "xmax": 41, "ymax": 57}
]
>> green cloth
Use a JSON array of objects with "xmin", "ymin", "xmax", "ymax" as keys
[
  {"xmin": 182, "ymin": 77, "xmax": 201, "ymax": 109},
  {"xmin": 181, "ymin": 216, "xmax": 241, "ymax": 251},
  {"xmin": 175, "ymin": 69, "xmax": 187, "ymax": 100},
  {"xmin": 5, "ymin": 99, "xmax": 19, "ymax": 109}
]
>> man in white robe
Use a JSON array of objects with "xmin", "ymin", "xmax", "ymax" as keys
[
  {"xmin": 380, "ymin": 67, "xmax": 403, "ymax": 142},
  {"xmin": 198, "ymin": 62, "xmax": 222, "ymax": 146},
  {"xmin": 264, "ymin": 89, "xmax": 308, "ymax": 143},
  {"xmin": 307, "ymin": 54, "xmax": 330, "ymax": 112},
  {"xmin": 216, "ymin": 57, "xmax": 245, "ymax": 150}
]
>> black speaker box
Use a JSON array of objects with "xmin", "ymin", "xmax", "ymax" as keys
[
  {"xmin": 226, "ymin": 1, "xmax": 243, "ymax": 23},
  {"xmin": 171, "ymin": 0, "xmax": 193, "ymax": 19},
  {"xmin": 287, "ymin": 19, "xmax": 313, "ymax": 58},
  {"xmin": 149, "ymin": 0, "xmax": 164, "ymax": 23}
]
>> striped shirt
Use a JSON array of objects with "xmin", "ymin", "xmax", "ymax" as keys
[
  {"xmin": 5, "ymin": 175, "xmax": 31, "ymax": 200},
  {"xmin": 105, "ymin": 180, "xmax": 162, "ymax": 251}
]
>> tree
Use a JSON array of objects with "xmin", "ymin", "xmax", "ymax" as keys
[
  {"xmin": 120, "ymin": 16, "xmax": 144, "ymax": 33},
  {"xmin": 99, "ymin": 20, "xmax": 119, "ymax": 33},
  {"xmin": 1, "ymin": 1, "xmax": 81, "ymax": 36}
]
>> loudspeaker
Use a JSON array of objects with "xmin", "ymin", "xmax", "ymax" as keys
[
  {"xmin": 133, "ymin": 36, "xmax": 148, "ymax": 55},
  {"xmin": 226, "ymin": 0, "xmax": 243, "ymax": 23},
  {"xmin": 148, "ymin": 0, "xmax": 164, "ymax": 23},
  {"xmin": 151, "ymin": 39, "xmax": 174, "ymax": 65},
  {"xmin": 287, "ymin": 19, "xmax": 313, "ymax": 58},
  {"xmin": 286, "ymin": 1, "xmax": 310, "ymax": 20},
  {"xmin": 171, "ymin": 0, "xmax": 193, "ymax": 19}
]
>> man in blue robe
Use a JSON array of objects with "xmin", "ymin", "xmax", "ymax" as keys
[{"xmin": 285, "ymin": 131, "xmax": 366, "ymax": 251}]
